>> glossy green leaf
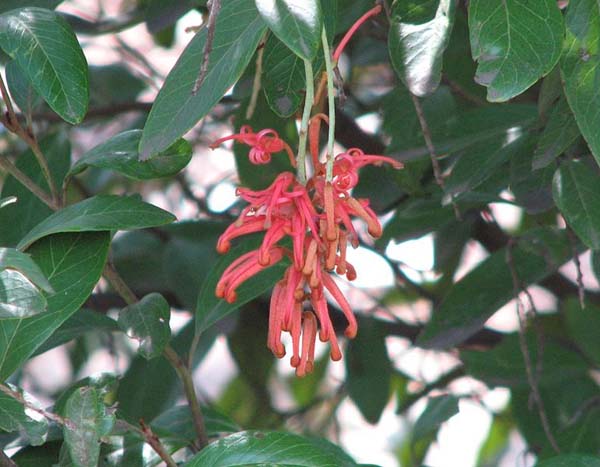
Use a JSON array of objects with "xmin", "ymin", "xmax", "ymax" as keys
[
  {"xmin": 5, "ymin": 60, "xmax": 43, "ymax": 116},
  {"xmin": 561, "ymin": 0, "xmax": 600, "ymax": 167},
  {"xmin": 195, "ymin": 237, "xmax": 289, "ymax": 334},
  {"xmin": 17, "ymin": 195, "xmax": 176, "ymax": 250},
  {"xmin": 0, "ymin": 268, "xmax": 47, "ymax": 319},
  {"xmin": 185, "ymin": 431, "xmax": 357, "ymax": 466},
  {"xmin": 255, "ymin": 0, "xmax": 322, "ymax": 60},
  {"xmin": 346, "ymin": 319, "xmax": 392, "ymax": 424},
  {"xmin": 389, "ymin": 0, "xmax": 456, "ymax": 96},
  {"xmin": 0, "ymin": 386, "xmax": 48, "ymax": 446},
  {"xmin": 469, "ymin": 0, "xmax": 564, "ymax": 101},
  {"xmin": 0, "ymin": 248, "xmax": 52, "ymax": 293},
  {"xmin": 139, "ymin": 0, "xmax": 267, "ymax": 158},
  {"xmin": 533, "ymin": 98, "xmax": 581, "ymax": 170},
  {"xmin": 0, "ymin": 132, "xmax": 71, "ymax": 247},
  {"xmin": 418, "ymin": 229, "xmax": 570, "ymax": 349},
  {"xmin": 0, "ymin": 232, "xmax": 109, "ymax": 380},
  {"xmin": 412, "ymin": 395, "xmax": 459, "ymax": 442},
  {"xmin": 0, "ymin": 7, "xmax": 89, "ymax": 124},
  {"xmin": 67, "ymin": 130, "xmax": 192, "ymax": 182},
  {"xmin": 553, "ymin": 160, "xmax": 600, "ymax": 250},
  {"xmin": 536, "ymin": 455, "xmax": 600, "ymax": 467},
  {"xmin": 0, "ymin": 1, "xmax": 62, "ymax": 14},
  {"xmin": 63, "ymin": 386, "xmax": 115, "ymax": 467},
  {"xmin": 118, "ymin": 293, "xmax": 171, "ymax": 360}
]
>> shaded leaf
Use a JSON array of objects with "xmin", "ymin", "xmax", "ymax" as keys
[
  {"xmin": 63, "ymin": 387, "xmax": 115, "ymax": 467},
  {"xmin": 118, "ymin": 293, "xmax": 171, "ymax": 360},
  {"xmin": 469, "ymin": 0, "xmax": 564, "ymax": 101},
  {"xmin": 561, "ymin": 0, "xmax": 600, "ymax": 167},
  {"xmin": 67, "ymin": 130, "xmax": 192, "ymax": 182},
  {"xmin": 185, "ymin": 431, "xmax": 357, "ymax": 466},
  {"xmin": 0, "ymin": 248, "xmax": 52, "ymax": 293},
  {"xmin": 0, "ymin": 232, "xmax": 110, "ymax": 380},
  {"xmin": 346, "ymin": 318, "xmax": 391, "ymax": 424},
  {"xmin": 413, "ymin": 395, "xmax": 459, "ymax": 442},
  {"xmin": 0, "ymin": 1, "xmax": 62, "ymax": 14},
  {"xmin": 0, "ymin": 386, "xmax": 48, "ymax": 446},
  {"xmin": 564, "ymin": 299, "xmax": 600, "ymax": 366},
  {"xmin": 553, "ymin": 160, "xmax": 600, "ymax": 250},
  {"xmin": 389, "ymin": 0, "xmax": 457, "ymax": 96},
  {"xmin": 151, "ymin": 405, "xmax": 239, "ymax": 442},
  {"xmin": 5, "ymin": 59, "xmax": 43, "ymax": 116},
  {"xmin": 255, "ymin": 0, "xmax": 322, "ymax": 60},
  {"xmin": 17, "ymin": 195, "xmax": 175, "ymax": 250},
  {"xmin": 418, "ymin": 229, "xmax": 570, "ymax": 349},
  {"xmin": 0, "ymin": 7, "xmax": 88, "ymax": 123},
  {"xmin": 88, "ymin": 64, "xmax": 146, "ymax": 107},
  {"xmin": 536, "ymin": 455, "xmax": 600, "ymax": 467},
  {"xmin": 0, "ymin": 268, "xmax": 47, "ymax": 319},
  {"xmin": 533, "ymin": 97, "xmax": 581, "ymax": 170},
  {"xmin": 139, "ymin": 0, "xmax": 267, "ymax": 158}
]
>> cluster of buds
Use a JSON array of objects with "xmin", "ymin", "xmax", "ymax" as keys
[{"xmin": 213, "ymin": 115, "xmax": 402, "ymax": 376}]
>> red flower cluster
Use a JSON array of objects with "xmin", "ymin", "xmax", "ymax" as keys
[{"xmin": 212, "ymin": 118, "xmax": 402, "ymax": 376}]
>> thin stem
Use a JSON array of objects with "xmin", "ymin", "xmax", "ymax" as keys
[
  {"xmin": 321, "ymin": 28, "xmax": 336, "ymax": 182},
  {"xmin": 297, "ymin": 59, "xmax": 314, "ymax": 184},
  {"xmin": 410, "ymin": 93, "xmax": 461, "ymax": 219},
  {"xmin": 0, "ymin": 157, "xmax": 56, "ymax": 209},
  {"xmin": 0, "ymin": 73, "xmax": 59, "ymax": 207},
  {"xmin": 333, "ymin": 4, "xmax": 382, "ymax": 62},
  {"xmin": 193, "ymin": 0, "xmax": 221, "ymax": 94},
  {"xmin": 103, "ymin": 262, "xmax": 138, "ymax": 305},
  {"xmin": 245, "ymin": 35, "xmax": 266, "ymax": 120},
  {"xmin": 0, "ymin": 383, "xmax": 73, "ymax": 429},
  {"xmin": 139, "ymin": 419, "xmax": 178, "ymax": 467},
  {"xmin": 163, "ymin": 345, "xmax": 209, "ymax": 450}
]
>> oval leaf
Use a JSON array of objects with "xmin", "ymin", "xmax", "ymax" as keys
[
  {"xmin": 0, "ymin": 269, "xmax": 47, "ymax": 319},
  {"xmin": 553, "ymin": 160, "xmax": 600, "ymax": 250},
  {"xmin": 389, "ymin": 0, "xmax": 457, "ymax": 97},
  {"xmin": 17, "ymin": 195, "xmax": 176, "ymax": 250},
  {"xmin": 185, "ymin": 431, "xmax": 357, "ymax": 467},
  {"xmin": 255, "ymin": 0, "xmax": 322, "ymax": 60},
  {"xmin": 469, "ymin": 0, "xmax": 564, "ymax": 102},
  {"xmin": 118, "ymin": 293, "xmax": 171, "ymax": 360},
  {"xmin": 67, "ymin": 130, "xmax": 192, "ymax": 182},
  {"xmin": 0, "ymin": 248, "xmax": 53, "ymax": 293},
  {"xmin": 412, "ymin": 395, "xmax": 459, "ymax": 442},
  {"xmin": 561, "ymin": 0, "xmax": 600, "ymax": 167},
  {"xmin": 139, "ymin": 0, "xmax": 267, "ymax": 158},
  {"xmin": 0, "ymin": 7, "xmax": 89, "ymax": 123},
  {"xmin": 0, "ymin": 232, "xmax": 110, "ymax": 380}
]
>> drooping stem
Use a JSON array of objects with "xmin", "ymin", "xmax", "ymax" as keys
[
  {"xmin": 297, "ymin": 59, "xmax": 315, "ymax": 184},
  {"xmin": 322, "ymin": 29, "xmax": 336, "ymax": 182}
]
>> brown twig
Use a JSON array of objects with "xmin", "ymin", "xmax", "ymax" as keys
[
  {"xmin": 0, "ymin": 382, "xmax": 73, "ymax": 429},
  {"xmin": 506, "ymin": 241, "xmax": 560, "ymax": 453},
  {"xmin": 410, "ymin": 93, "xmax": 461, "ymax": 219},
  {"xmin": 0, "ymin": 450, "xmax": 16, "ymax": 467},
  {"xmin": 193, "ymin": 0, "xmax": 221, "ymax": 94},
  {"xmin": 139, "ymin": 419, "xmax": 178, "ymax": 467}
]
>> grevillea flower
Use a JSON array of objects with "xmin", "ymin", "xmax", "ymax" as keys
[{"xmin": 210, "ymin": 125, "xmax": 296, "ymax": 167}]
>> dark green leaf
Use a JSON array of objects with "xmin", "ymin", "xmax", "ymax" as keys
[
  {"xmin": 533, "ymin": 98, "xmax": 581, "ymax": 170},
  {"xmin": 553, "ymin": 160, "xmax": 600, "ymax": 250},
  {"xmin": 346, "ymin": 318, "xmax": 391, "ymax": 424},
  {"xmin": 54, "ymin": 373, "xmax": 119, "ymax": 416},
  {"xmin": 536, "ymin": 455, "xmax": 600, "ymax": 467},
  {"xmin": 17, "ymin": 195, "xmax": 175, "ymax": 250},
  {"xmin": 0, "ymin": 1, "xmax": 62, "ymax": 14},
  {"xmin": 0, "ymin": 248, "xmax": 52, "ymax": 293},
  {"xmin": 412, "ymin": 395, "xmax": 459, "ymax": 442},
  {"xmin": 139, "ymin": 0, "xmax": 267, "ymax": 158},
  {"xmin": 88, "ymin": 64, "xmax": 146, "ymax": 107},
  {"xmin": 0, "ymin": 268, "xmax": 47, "ymax": 319},
  {"xmin": 0, "ymin": 386, "xmax": 48, "ymax": 446},
  {"xmin": 151, "ymin": 405, "xmax": 239, "ymax": 442},
  {"xmin": 0, "ymin": 232, "xmax": 109, "ymax": 380},
  {"xmin": 5, "ymin": 60, "xmax": 43, "ymax": 116},
  {"xmin": 185, "ymin": 431, "xmax": 357, "ymax": 466},
  {"xmin": 195, "ymin": 237, "xmax": 289, "ymax": 334},
  {"xmin": 63, "ymin": 387, "xmax": 115, "ymax": 467},
  {"xmin": 476, "ymin": 412, "xmax": 512, "ymax": 467},
  {"xmin": 469, "ymin": 0, "xmax": 564, "ymax": 101},
  {"xmin": 118, "ymin": 293, "xmax": 171, "ymax": 359},
  {"xmin": 418, "ymin": 229, "xmax": 570, "ymax": 349},
  {"xmin": 0, "ymin": 132, "xmax": 71, "ymax": 247},
  {"xmin": 0, "ymin": 7, "xmax": 88, "ymax": 123},
  {"xmin": 561, "ymin": 0, "xmax": 600, "ymax": 167},
  {"xmin": 389, "ymin": 0, "xmax": 457, "ymax": 96},
  {"xmin": 564, "ymin": 299, "xmax": 600, "ymax": 366},
  {"xmin": 9, "ymin": 441, "xmax": 61, "ymax": 466},
  {"xmin": 67, "ymin": 130, "xmax": 192, "ymax": 182},
  {"xmin": 255, "ymin": 0, "xmax": 322, "ymax": 60},
  {"xmin": 511, "ymin": 140, "xmax": 555, "ymax": 214}
]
